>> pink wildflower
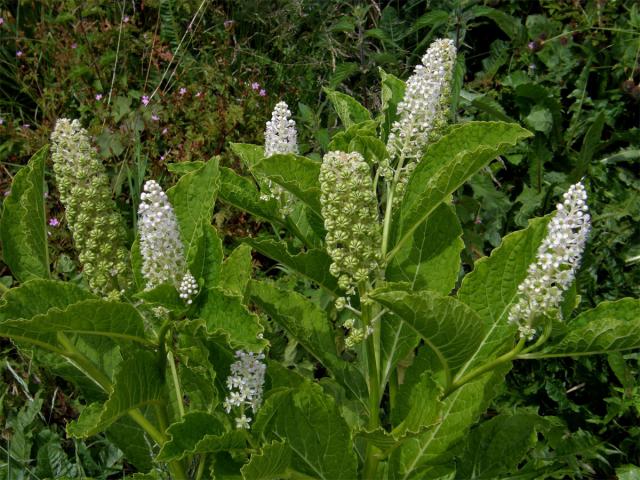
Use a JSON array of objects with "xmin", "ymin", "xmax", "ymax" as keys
[
  {"xmin": 95, "ymin": 93, "xmax": 103, "ymax": 101},
  {"xmin": 49, "ymin": 217, "xmax": 60, "ymax": 227},
  {"xmin": 142, "ymin": 95, "xmax": 150, "ymax": 106},
  {"xmin": 179, "ymin": 87, "xmax": 187, "ymax": 96},
  {"xmin": 259, "ymin": 89, "xmax": 266, "ymax": 97},
  {"xmin": 251, "ymin": 82, "xmax": 260, "ymax": 91}
]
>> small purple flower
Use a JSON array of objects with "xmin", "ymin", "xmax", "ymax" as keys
[
  {"xmin": 95, "ymin": 93, "xmax": 103, "ymax": 101},
  {"xmin": 162, "ymin": 127, "xmax": 168, "ymax": 135},
  {"xmin": 16, "ymin": 50, "xmax": 23, "ymax": 57},
  {"xmin": 160, "ymin": 154, "xmax": 165, "ymax": 161},
  {"xmin": 48, "ymin": 217, "xmax": 60, "ymax": 227},
  {"xmin": 0, "ymin": 118, "xmax": 4, "ymax": 125},
  {"xmin": 259, "ymin": 89, "xmax": 266, "ymax": 97},
  {"xmin": 22, "ymin": 124, "xmax": 30, "ymax": 129},
  {"xmin": 71, "ymin": 42, "xmax": 77, "ymax": 49},
  {"xmin": 251, "ymin": 82, "xmax": 260, "ymax": 91},
  {"xmin": 123, "ymin": 16, "xmax": 130, "ymax": 23},
  {"xmin": 3, "ymin": 190, "xmax": 10, "ymax": 197},
  {"xmin": 179, "ymin": 87, "xmax": 187, "ymax": 96},
  {"xmin": 151, "ymin": 113, "xmax": 159, "ymax": 121},
  {"xmin": 0, "ymin": 17, "xmax": 4, "ymax": 26},
  {"xmin": 224, "ymin": 20, "xmax": 234, "ymax": 28},
  {"xmin": 195, "ymin": 91, "xmax": 202, "ymax": 98},
  {"xmin": 142, "ymin": 95, "xmax": 150, "ymax": 106}
]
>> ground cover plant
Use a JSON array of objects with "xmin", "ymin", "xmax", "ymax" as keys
[
  {"xmin": 1, "ymin": 29, "xmax": 640, "ymax": 478},
  {"xmin": 1, "ymin": 1, "xmax": 639, "ymax": 479}
]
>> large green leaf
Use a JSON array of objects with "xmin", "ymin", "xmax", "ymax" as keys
[
  {"xmin": 67, "ymin": 350, "xmax": 165, "ymax": 437},
  {"xmin": 380, "ymin": 314, "xmax": 420, "ymax": 393},
  {"xmin": 241, "ymin": 441, "xmax": 292, "ymax": 480},
  {"xmin": 167, "ymin": 158, "xmax": 220, "ymax": 277},
  {"xmin": 0, "ymin": 146, "xmax": 50, "ymax": 281},
  {"xmin": 531, "ymin": 299, "xmax": 640, "ymax": 358},
  {"xmin": 254, "ymin": 383, "xmax": 358, "ymax": 480},
  {"xmin": 252, "ymin": 154, "xmax": 322, "ymax": 215},
  {"xmin": 386, "ymin": 203, "xmax": 463, "ymax": 294},
  {"xmin": 248, "ymin": 280, "xmax": 367, "ymax": 404},
  {"xmin": 388, "ymin": 366, "xmax": 508, "ymax": 479},
  {"xmin": 0, "ymin": 279, "xmax": 95, "ymax": 321},
  {"xmin": 391, "ymin": 122, "xmax": 532, "ymax": 258},
  {"xmin": 157, "ymin": 412, "xmax": 223, "ymax": 461},
  {"xmin": 199, "ymin": 287, "xmax": 266, "ymax": 350},
  {"xmin": 245, "ymin": 238, "xmax": 338, "ymax": 294},
  {"xmin": 370, "ymin": 289, "xmax": 485, "ymax": 380},
  {"xmin": 454, "ymin": 216, "xmax": 550, "ymax": 378},
  {"xmin": 218, "ymin": 167, "xmax": 282, "ymax": 225},
  {"xmin": 456, "ymin": 413, "xmax": 546, "ymax": 479},
  {"xmin": 0, "ymin": 298, "xmax": 151, "ymax": 354},
  {"xmin": 219, "ymin": 243, "xmax": 253, "ymax": 296},
  {"xmin": 323, "ymin": 88, "xmax": 371, "ymax": 129}
]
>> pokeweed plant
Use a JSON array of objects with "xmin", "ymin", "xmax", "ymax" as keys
[{"xmin": 0, "ymin": 39, "xmax": 638, "ymax": 480}]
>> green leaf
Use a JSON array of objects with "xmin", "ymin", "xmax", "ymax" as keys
[
  {"xmin": 248, "ymin": 280, "xmax": 367, "ymax": 403},
  {"xmin": 380, "ymin": 314, "xmax": 420, "ymax": 392},
  {"xmin": 456, "ymin": 413, "xmax": 546, "ymax": 479},
  {"xmin": 348, "ymin": 135, "xmax": 388, "ymax": 165},
  {"xmin": 167, "ymin": 159, "xmax": 220, "ymax": 277},
  {"xmin": 254, "ymin": 383, "xmax": 358, "ymax": 480},
  {"xmin": 0, "ymin": 146, "xmax": 50, "ymax": 281},
  {"xmin": 106, "ymin": 416, "xmax": 154, "ymax": 473},
  {"xmin": 0, "ymin": 298, "xmax": 151, "ymax": 354},
  {"xmin": 230, "ymin": 143, "xmax": 265, "ymax": 169},
  {"xmin": 535, "ymin": 299, "xmax": 640, "ymax": 357},
  {"xmin": 245, "ymin": 238, "xmax": 338, "ymax": 294},
  {"xmin": 241, "ymin": 441, "xmax": 292, "ymax": 480},
  {"xmin": 370, "ymin": 290, "xmax": 485, "ymax": 378},
  {"xmin": 252, "ymin": 154, "xmax": 322, "ymax": 215},
  {"xmin": 0, "ymin": 279, "xmax": 95, "ymax": 321},
  {"xmin": 134, "ymin": 283, "xmax": 183, "ymax": 311},
  {"xmin": 202, "ymin": 224, "xmax": 224, "ymax": 287},
  {"xmin": 199, "ymin": 287, "xmax": 266, "ymax": 350},
  {"xmin": 220, "ymin": 243, "xmax": 253, "ymax": 296},
  {"xmin": 167, "ymin": 160, "xmax": 205, "ymax": 175},
  {"xmin": 218, "ymin": 167, "xmax": 281, "ymax": 225},
  {"xmin": 157, "ymin": 412, "xmax": 223, "ymax": 462},
  {"xmin": 393, "ymin": 373, "xmax": 444, "ymax": 437},
  {"xmin": 388, "ymin": 366, "xmax": 508, "ymax": 479},
  {"xmin": 387, "ymin": 203, "xmax": 463, "ymax": 294},
  {"xmin": 67, "ymin": 350, "xmax": 164, "ymax": 437},
  {"xmin": 617, "ymin": 465, "xmax": 640, "ymax": 480},
  {"xmin": 379, "ymin": 69, "xmax": 406, "ymax": 141},
  {"xmin": 455, "ymin": 216, "xmax": 550, "ymax": 377},
  {"xmin": 323, "ymin": 88, "xmax": 371, "ymax": 129},
  {"xmin": 392, "ymin": 122, "xmax": 532, "ymax": 258}
]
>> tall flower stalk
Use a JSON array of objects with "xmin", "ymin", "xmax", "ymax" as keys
[{"xmin": 50, "ymin": 119, "xmax": 130, "ymax": 295}]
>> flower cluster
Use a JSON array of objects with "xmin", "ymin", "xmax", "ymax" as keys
[
  {"xmin": 138, "ymin": 180, "xmax": 197, "ymax": 303},
  {"xmin": 509, "ymin": 182, "xmax": 591, "ymax": 339},
  {"xmin": 260, "ymin": 102, "xmax": 299, "ymax": 215},
  {"xmin": 51, "ymin": 119, "xmax": 130, "ymax": 295},
  {"xmin": 386, "ymin": 38, "xmax": 456, "ymax": 165},
  {"xmin": 223, "ymin": 350, "xmax": 266, "ymax": 429},
  {"xmin": 319, "ymin": 151, "xmax": 381, "ymax": 295}
]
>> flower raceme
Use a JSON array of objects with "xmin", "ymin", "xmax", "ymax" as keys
[
  {"xmin": 319, "ymin": 151, "xmax": 381, "ymax": 295},
  {"xmin": 509, "ymin": 182, "xmax": 591, "ymax": 338},
  {"xmin": 138, "ymin": 180, "xmax": 197, "ymax": 304},
  {"xmin": 261, "ymin": 101, "xmax": 298, "ymax": 215},
  {"xmin": 223, "ymin": 350, "xmax": 267, "ymax": 430},
  {"xmin": 50, "ymin": 119, "xmax": 130, "ymax": 295},
  {"xmin": 386, "ymin": 38, "xmax": 457, "ymax": 166}
]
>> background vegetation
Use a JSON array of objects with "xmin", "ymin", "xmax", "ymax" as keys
[{"xmin": 0, "ymin": 0, "xmax": 638, "ymax": 477}]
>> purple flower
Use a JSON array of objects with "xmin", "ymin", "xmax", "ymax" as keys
[
  {"xmin": 124, "ymin": 16, "xmax": 130, "ymax": 23},
  {"xmin": 195, "ymin": 91, "xmax": 202, "ymax": 98},
  {"xmin": 251, "ymin": 82, "xmax": 260, "ymax": 91},
  {"xmin": 142, "ymin": 95, "xmax": 150, "ymax": 106},
  {"xmin": 48, "ymin": 217, "xmax": 60, "ymax": 227},
  {"xmin": 0, "ymin": 17, "xmax": 4, "ymax": 26},
  {"xmin": 179, "ymin": 87, "xmax": 187, "ymax": 96},
  {"xmin": 71, "ymin": 42, "xmax": 77, "ymax": 49},
  {"xmin": 16, "ymin": 50, "xmax": 23, "ymax": 57},
  {"xmin": 224, "ymin": 20, "xmax": 234, "ymax": 28},
  {"xmin": 151, "ymin": 113, "xmax": 159, "ymax": 121},
  {"xmin": 160, "ymin": 154, "xmax": 165, "ymax": 161},
  {"xmin": 0, "ymin": 118, "xmax": 4, "ymax": 125},
  {"xmin": 22, "ymin": 124, "xmax": 30, "ymax": 129},
  {"xmin": 95, "ymin": 93, "xmax": 103, "ymax": 101},
  {"xmin": 3, "ymin": 190, "xmax": 10, "ymax": 197},
  {"xmin": 259, "ymin": 89, "xmax": 266, "ymax": 97},
  {"xmin": 162, "ymin": 127, "xmax": 168, "ymax": 135}
]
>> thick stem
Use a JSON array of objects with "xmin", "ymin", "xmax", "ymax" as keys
[
  {"xmin": 168, "ymin": 350, "xmax": 185, "ymax": 418},
  {"xmin": 360, "ymin": 286, "xmax": 381, "ymax": 479}
]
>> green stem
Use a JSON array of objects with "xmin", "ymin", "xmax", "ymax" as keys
[
  {"xmin": 360, "ymin": 286, "xmax": 381, "ymax": 479},
  {"xmin": 195, "ymin": 453, "xmax": 208, "ymax": 480},
  {"xmin": 446, "ymin": 338, "xmax": 526, "ymax": 396},
  {"xmin": 154, "ymin": 403, "xmax": 188, "ymax": 480},
  {"xmin": 157, "ymin": 320, "xmax": 171, "ymax": 379},
  {"xmin": 168, "ymin": 350, "xmax": 185, "ymax": 418},
  {"xmin": 389, "ymin": 368, "xmax": 398, "ymax": 414}
]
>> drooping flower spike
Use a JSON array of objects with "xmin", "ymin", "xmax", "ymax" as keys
[{"xmin": 509, "ymin": 182, "xmax": 591, "ymax": 339}]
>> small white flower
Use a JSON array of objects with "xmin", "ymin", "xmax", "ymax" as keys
[
  {"xmin": 235, "ymin": 414, "xmax": 252, "ymax": 430},
  {"xmin": 509, "ymin": 182, "xmax": 591, "ymax": 337},
  {"xmin": 178, "ymin": 272, "xmax": 198, "ymax": 305},
  {"xmin": 264, "ymin": 101, "xmax": 298, "ymax": 158},
  {"xmin": 224, "ymin": 350, "xmax": 266, "ymax": 429}
]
